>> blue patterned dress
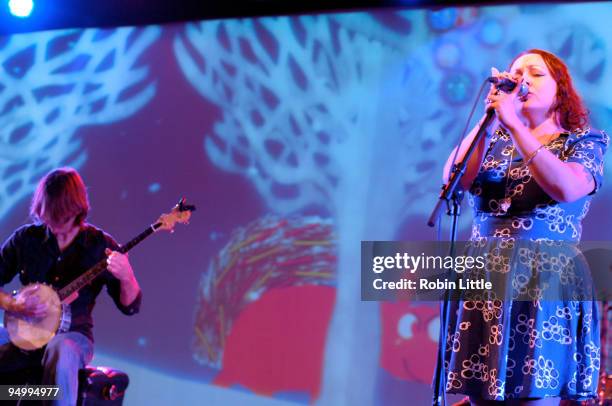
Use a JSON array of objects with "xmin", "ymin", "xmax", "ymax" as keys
[{"xmin": 443, "ymin": 127, "xmax": 609, "ymax": 401}]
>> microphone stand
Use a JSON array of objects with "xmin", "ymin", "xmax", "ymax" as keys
[{"xmin": 427, "ymin": 108, "xmax": 496, "ymax": 406}]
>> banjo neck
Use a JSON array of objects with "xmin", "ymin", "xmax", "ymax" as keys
[
  {"xmin": 58, "ymin": 222, "xmax": 160, "ymax": 303},
  {"xmin": 57, "ymin": 198, "xmax": 195, "ymax": 303},
  {"xmin": 5, "ymin": 199, "xmax": 194, "ymax": 351}
]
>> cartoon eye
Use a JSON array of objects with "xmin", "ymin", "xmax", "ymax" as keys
[{"xmin": 397, "ymin": 313, "xmax": 417, "ymax": 339}]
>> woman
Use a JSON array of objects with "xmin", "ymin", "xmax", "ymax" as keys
[{"xmin": 441, "ymin": 49, "xmax": 608, "ymax": 405}]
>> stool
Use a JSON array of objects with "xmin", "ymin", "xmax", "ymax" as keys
[
  {"xmin": 78, "ymin": 366, "xmax": 129, "ymax": 406},
  {"xmin": 0, "ymin": 365, "xmax": 128, "ymax": 405}
]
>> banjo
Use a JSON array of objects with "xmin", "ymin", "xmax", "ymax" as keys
[{"xmin": 4, "ymin": 198, "xmax": 195, "ymax": 350}]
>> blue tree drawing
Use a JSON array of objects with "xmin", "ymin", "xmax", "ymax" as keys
[
  {"xmin": 174, "ymin": 14, "xmax": 447, "ymax": 405},
  {"xmin": 0, "ymin": 26, "xmax": 160, "ymax": 220}
]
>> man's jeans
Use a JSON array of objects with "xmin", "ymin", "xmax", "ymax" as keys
[{"xmin": 0, "ymin": 328, "xmax": 94, "ymax": 406}]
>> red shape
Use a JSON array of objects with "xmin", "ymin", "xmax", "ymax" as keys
[
  {"xmin": 214, "ymin": 285, "xmax": 335, "ymax": 400},
  {"xmin": 380, "ymin": 302, "xmax": 439, "ymax": 384}
]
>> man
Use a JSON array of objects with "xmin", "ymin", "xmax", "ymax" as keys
[{"xmin": 0, "ymin": 167, "xmax": 142, "ymax": 405}]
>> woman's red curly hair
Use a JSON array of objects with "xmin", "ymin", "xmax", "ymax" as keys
[{"xmin": 511, "ymin": 49, "xmax": 589, "ymax": 132}]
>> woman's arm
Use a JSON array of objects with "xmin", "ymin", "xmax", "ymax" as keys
[
  {"xmin": 442, "ymin": 114, "xmax": 494, "ymax": 190},
  {"xmin": 508, "ymin": 125, "xmax": 595, "ymax": 202}
]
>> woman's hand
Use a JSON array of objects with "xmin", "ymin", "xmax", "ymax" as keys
[{"xmin": 485, "ymin": 67, "xmax": 524, "ymax": 132}]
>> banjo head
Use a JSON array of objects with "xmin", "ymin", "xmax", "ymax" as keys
[{"xmin": 4, "ymin": 283, "xmax": 62, "ymax": 351}]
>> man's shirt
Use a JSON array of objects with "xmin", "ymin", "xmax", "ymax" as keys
[{"xmin": 0, "ymin": 223, "xmax": 142, "ymax": 343}]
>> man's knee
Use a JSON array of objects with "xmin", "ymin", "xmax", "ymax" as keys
[{"xmin": 43, "ymin": 335, "xmax": 83, "ymax": 368}]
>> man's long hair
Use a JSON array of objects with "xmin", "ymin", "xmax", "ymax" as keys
[
  {"xmin": 511, "ymin": 49, "xmax": 589, "ymax": 132},
  {"xmin": 30, "ymin": 167, "xmax": 90, "ymax": 226}
]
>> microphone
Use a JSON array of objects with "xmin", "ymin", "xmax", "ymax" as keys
[{"xmin": 488, "ymin": 76, "xmax": 529, "ymax": 98}]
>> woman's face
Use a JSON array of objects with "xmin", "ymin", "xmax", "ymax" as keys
[{"xmin": 509, "ymin": 53, "xmax": 558, "ymax": 115}]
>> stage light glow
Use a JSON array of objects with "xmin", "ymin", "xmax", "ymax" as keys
[{"xmin": 8, "ymin": 0, "xmax": 34, "ymax": 18}]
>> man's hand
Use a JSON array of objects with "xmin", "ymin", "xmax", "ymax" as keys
[
  {"xmin": 105, "ymin": 248, "xmax": 135, "ymax": 282},
  {"xmin": 105, "ymin": 248, "xmax": 141, "ymax": 307},
  {"xmin": 6, "ymin": 286, "xmax": 48, "ymax": 319}
]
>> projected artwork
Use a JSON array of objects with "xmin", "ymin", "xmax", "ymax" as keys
[
  {"xmin": 0, "ymin": 2, "xmax": 611, "ymax": 406},
  {"xmin": 193, "ymin": 215, "xmax": 335, "ymax": 400},
  {"xmin": 380, "ymin": 302, "xmax": 439, "ymax": 384},
  {"xmin": 0, "ymin": 26, "xmax": 159, "ymax": 220},
  {"xmin": 192, "ymin": 215, "xmax": 336, "ymax": 368},
  {"xmin": 174, "ymin": 16, "xmax": 449, "ymax": 219},
  {"xmin": 173, "ymin": 15, "xmax": 456, "ymax": 403}
]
